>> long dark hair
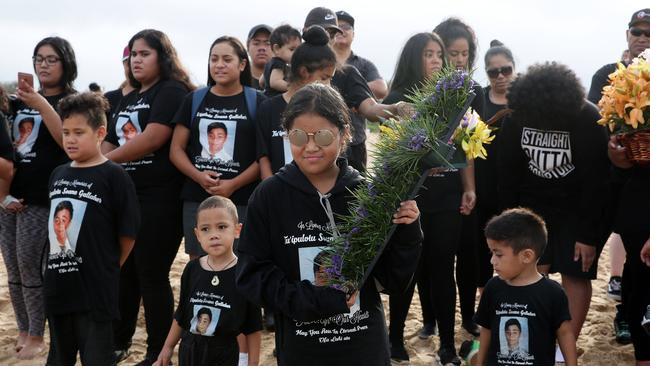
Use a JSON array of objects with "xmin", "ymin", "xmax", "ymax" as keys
[
  {"xmin": 434, "ymin": 17, "xmax": 478, "ymax": 70},
  {"xmin": 206, "ymin": 36, "xmax": 252, "ymax": 87},
  {"xmin": 33, "ymin": 37, "xmax": 77, "ymax": 93},
  {"xmin": 127, "ymin": 29, "xmax": 195, "ymax": 91},
  {"xmin": 390, "ymin": 32, "xmax": 446, "ymax": 95}
]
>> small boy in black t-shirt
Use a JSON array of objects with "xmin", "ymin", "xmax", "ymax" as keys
[
  {"xmin": 261, "ymin": 25, "xmax": 301, "ymax": 96},
  {"xmin": 45, "ymin": 92, "xmax": 140, "ymax": 365},
  {"xmin": 155, "ymin": 196, "xmax": 262, "ymax": 366},
  {"xmin": 467, "ymin": 208, "xmax": 577, "ymax": 366}
]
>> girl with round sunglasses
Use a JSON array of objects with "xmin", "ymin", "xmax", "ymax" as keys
[
  {"xmin": 0, "ymin": 36, "xmax": 77, "ymax": 360},
  {"xmin": 258, "ymin": 26, "xmax": 337, "ymax": 178},
  {"xmin": 237, "ymin": 83, "xmax": 423, "ymax": 366},
  {"xmin": 102, "ymin": 29, "xmax": 195, "ymax": 364}
]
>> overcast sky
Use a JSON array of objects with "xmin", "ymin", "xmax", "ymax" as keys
[{"xmin": 0, "ymin": 0, "xmax": 641, "ymax": 95}]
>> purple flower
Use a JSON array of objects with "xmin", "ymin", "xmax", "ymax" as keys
[
  {"xmin": 367, "ymin": 183, "xmax": 377, "ymax": 197},
  {"xmin": 355, "ymin": 206, "xmax": 369, "ymax": 219},
  {"xmin": 408, "ymin": 130, "xmax": 427, "ymax": 151},
  {"xmin": 325, "ymin": 254, "xmax": 343, "ymax": 278},
  {"xmin": 350, "ymin": 226, "xmax": 360, "ymax": 235},
  {"xmin": 461, "ymin": 115, "xmax": 469, "ymax": 128}
]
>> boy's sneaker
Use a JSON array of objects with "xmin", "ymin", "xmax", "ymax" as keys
[
  {"xmin": 642, "ymin": 305, "xmax": 650, "ymax": 336},
  {"xmin": 390, "ymin": 341, "xmax": 410, "ymax": 364},
  {"xmin": 614, "ymin": 315, "xmax": 632, "ymax": 345},
  {"xmin": 459, "ymin": 340, "xmax": 480, "ymax": 364},
  {"xmin": 437, "ymin": 344, "xmax": 461, "ymax": 366},
  {"xmin": 607, "ymin": 276, "xmax": 622, "ymax": 301},
  {"xmin": 417, "ymin": 323, "xmax": 437, "ymax": 339},
  {"xmin": 113, "ymin": 349, "xmax": 129, "ymax": 363}
]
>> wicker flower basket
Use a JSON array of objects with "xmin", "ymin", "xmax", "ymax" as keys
[{"xmin": 618, "ymin": 130, "xmax": 650, "ymax": 167}]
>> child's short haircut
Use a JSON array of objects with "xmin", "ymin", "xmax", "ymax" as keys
[
  {"xmin": 58, "ymin": 92, "xmax": 110, "ymax": 130},
  {"xmin": 270, "ymin": 24, "xmax": 301, "ymax": 49},
  {"xmin": 196, "ymin": 196, "xmax": 238, "ymax": 224},
  {"xmin": 484, "ymin": 207, "xmax": 547, "ymax": 258}
]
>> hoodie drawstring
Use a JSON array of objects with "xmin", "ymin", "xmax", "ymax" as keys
[{"xmin": 317, "ymin": 191, "xmax": 340, "ymax": 238}]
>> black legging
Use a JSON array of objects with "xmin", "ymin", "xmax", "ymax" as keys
[
  {"xmin": 389, "ymin": 210, "xmax": 462, "ymax": 346},
  {"xmin": 114, "ymin": 199, "xmax": 183, "ymax": 359},
  {"xmin": 456, "ymin": 212, "xmax": 479, "ymax": 325}
]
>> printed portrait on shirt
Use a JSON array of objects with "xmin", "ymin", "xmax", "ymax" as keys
[
  {"xmin": 115, "ymin": 114, "xmax": 142, "ymax": 146},
  {"xmin": 48, "ymin": 198, "xmax": 87, "ymax": 256},
  {"xmin": 299, "ymin": 247, "xmax": 360, "ymax": 315},
  {"xmin": 198, "ymin": 118, "xmax": 236, "ymax": 162},
  {"xmin": 13, "ymin": 114, "xmax": 42, "ymax": 157},
  {"xmin": 498, "ymin": 316, "xmax": 530, "ymax": 360},
  {"xmin": 190, "ymin": 305, "xmax": 221, "ymax": 336}
]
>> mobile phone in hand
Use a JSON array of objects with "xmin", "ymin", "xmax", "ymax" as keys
[{"xmin": 17, "ymin": 72, "xmax": 34, "ymax": 91}]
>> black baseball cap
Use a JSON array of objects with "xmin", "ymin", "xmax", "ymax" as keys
[
  {"xmin": 304, "ymin": 7, "xmax": 342, "ymax": 34},
  {"xmin": 247, "ymin": 24, "xmax": 273, "ymax": 42},
  {"xmin": 629, "ymin": 9, "xmax": 650, "ymax": 27},
  {"xmin": 335, "ymin": 11, "xmax": 354, "ymax": 28}
]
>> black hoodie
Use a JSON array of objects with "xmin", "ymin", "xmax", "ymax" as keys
[{"xmin": 236, "ymin": 159, "xmax": 422, "ymax": 366}]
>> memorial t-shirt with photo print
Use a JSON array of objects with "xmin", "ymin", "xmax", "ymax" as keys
[
  {"xmin": 475, "ymin": 276, "xmax": 571, "ymax": 366},
  {"xmin": 172, "ymin": 90, "xmax": 263, "ymax": 205},
  {"xmin": 105, "ymin": 80, "xmax": 188, "ymax": 202},
  {"xmin": 257, "ymin": 94, "xmax": 293, "ymax": 174},
  {"xmin": 10, "ymin": 93, "xmax": 70, "ymax": 206},
  {"xmin": 44, "ymin": 160, "xmax": 140, "ymax": 321}
]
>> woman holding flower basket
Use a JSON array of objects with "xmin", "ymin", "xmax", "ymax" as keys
[{"xmin": 599, "ymin": 49, "xmax": 650, "ymax": 365}]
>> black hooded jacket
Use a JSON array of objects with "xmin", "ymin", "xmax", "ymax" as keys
[{"xmin": 236, "ymin": 159, "xmax": 422, "ymax": 366}]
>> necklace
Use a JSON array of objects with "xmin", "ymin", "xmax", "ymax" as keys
[{"xmin": 207, "ymin": 256, "xmax": 237, "ymax": 286}]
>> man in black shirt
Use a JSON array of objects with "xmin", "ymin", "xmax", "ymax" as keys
[
  {"xmin": 333, "ymin": 10, "xmax": 388, "ymax": 172},
  {"xmin": 588, "ymin": 8, "xmax": 650, "ymax": 104},
  {"xmin": 587, "ymin": 8, "xmax": 650, "ymax": 346},
  {"xmin": 302, "ymin": 7, "xmax": 409, "ymax": 172},
  {"xmin": 247, "ymin": 24, "xmax": 273, "ymax": 90}
]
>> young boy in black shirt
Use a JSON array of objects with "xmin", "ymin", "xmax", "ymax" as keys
[
  {"xmin": 155, "ymin": 196, "xmax": 262, "ymax": 366},
  {"xmin": 472, "ymin": 208, "xmax": 577, "ymax": 366},
  {"xmin": 45, "ymin": 92, "xmax": 140, "ymax": 365}
]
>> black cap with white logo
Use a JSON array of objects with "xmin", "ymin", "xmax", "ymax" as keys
[
  {"xmin": 304, "ymin": 7, "xmax": 342, "ymax": 33},
  {"xmin": 629, "ymin": 9, "xmax": 650, "ymax": 27}
]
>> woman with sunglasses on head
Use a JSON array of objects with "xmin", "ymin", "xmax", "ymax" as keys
[
  {"xmin": 433, "ymin": 18, "xmax": 485, "ymax": 351},
  {"xmin": 102, "ymin": 29, "xmax": 195, "ymax": 365},
  {"xmin": 474, "ymin": 39, "xmax": 516, "ymax": 291},
  {"xmin": 0, "ymin": 36, "xmax": 76, "ymax": 361},
  {"xmin": 258, "ymin": 26, "xmax": 337, "ymax": 178},
  {"xmin": 382, "ymin": 31, "xmax": 450, "ymax": 364},
  {"xmin": 237, "ymin": 82, "xmax": 423, "ymax": 366}
]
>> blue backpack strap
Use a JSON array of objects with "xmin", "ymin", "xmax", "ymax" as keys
[
  {"xmin": 190, "ymin": 86, "xmax": 210, "ymax": 125},
  {"xmin": 243, "ymin": 86, "xmax": 257, "ymax": 120}
]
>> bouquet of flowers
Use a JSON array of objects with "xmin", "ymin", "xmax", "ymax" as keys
[
  {"xmin": 598, "ymin": 49, "xmax": 650, "ymax": 165},
  {"xmin": 321, "ymin": 67, "xmax": 494, "ymax": 293}
]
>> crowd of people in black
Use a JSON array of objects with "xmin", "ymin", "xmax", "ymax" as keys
[{"xmin": 0, "ymin": 5, "xmax": 649, "ymax": 366}]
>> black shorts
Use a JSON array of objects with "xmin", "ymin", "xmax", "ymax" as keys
[{"xmin": 48, "ymin": 312, "xmax": 114, "ymax": 366}]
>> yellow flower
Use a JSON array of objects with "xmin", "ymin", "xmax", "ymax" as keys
[{"xmin": 460, "ymin": 120, "xmax": 494, "ymax": 160}]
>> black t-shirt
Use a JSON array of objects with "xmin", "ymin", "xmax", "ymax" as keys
[
  {"xmin": 345, "ymin": 53, "xmax": 382, "ymax": 146},
  {"xmin": 332, "ymin": 65, "xmax": 373, "ymax": 146},
  {"xmin": 172, "ymin": 89, "xmax": 263, "ymax": 205},
  {"xmin": 10, "ymin": 93, "xmax": 71, "ymax": 206},
  {"xmin": 0, "ymin": 112, "xmax": 14, "ymax": 162},
  {"xmin": 263, "ymin": 57, "xmax": 288, "ymax": 97},
  {"xmin": 174, "ymin": 259, "xmax": 261, "ymax": 357},
  {"xmin": 45, "ymin": 160, "xmax": 140, "ymax": 321},
  {"xmin": 497, "ymin": 102, "xmax": 610, "ymax": 246},
  {"xmin": 104, "ymin": 88, "xmax": 124, "ymax": 121},
  {"xmin": 257, "ymin": 94, "xmax": 291, "ymax": 174},
  {"xmin": 105, "ymin": 80, "xmax": 188, "ymax": 202},
  {"xmin": 475, "ymin": 277, "xmax": 571, "ymax": 366},
  {"xmin": 587, "ymin": 63, "xmax": 621, "ymax": 105},
  {"xmin": 382, "ymin": 89, "xmax": 463, "ymax": 213},
  {"xmin": 476, "ymin": 86, "xmax": 507, "ymax": 212}
]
